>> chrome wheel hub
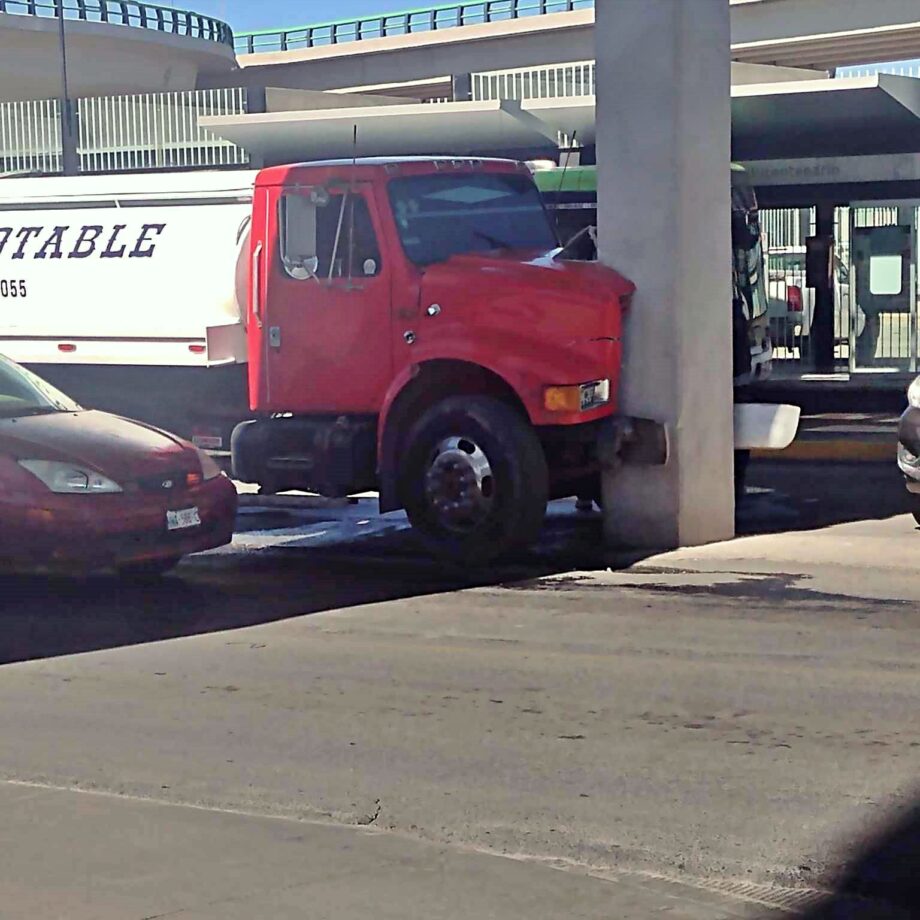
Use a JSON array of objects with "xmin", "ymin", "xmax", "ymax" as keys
[{"xmin": 424, "ymin": 436, "xmax": 494, "ymax": 533}]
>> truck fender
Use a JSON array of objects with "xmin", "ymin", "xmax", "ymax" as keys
[
  {"xmin": 377, "ymin": 365, "xmax": 424, "ymax": 513},
  {"xmin": 376, "ymin": 359, "xmax": 528, "ymax": 513}
]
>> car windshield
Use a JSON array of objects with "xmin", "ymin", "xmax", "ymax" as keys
[
  {"xmin": 0, "ymin": 355, "xmax": 81, "ymax": 419},
  {"xmin": 768, "ymin": 253, "xmax": 806, "ymax": 274},
  {"xmin": 387, "ymin": 172, "xmax": 558, "ymax": 267}
]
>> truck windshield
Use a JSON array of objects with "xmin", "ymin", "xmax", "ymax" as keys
[
  {"xmin": 388, "ymin": 173, "xmax": 558, "ymax": 267},
  {"xmin": 0, "ymin": 355, "xmax": 80, "ymax": 419}
]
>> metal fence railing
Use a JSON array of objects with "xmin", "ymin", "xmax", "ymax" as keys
[
  {"xmin": 236, "ymin": 0, "xmax": 593, "ymax": 54},
  {"xmin": 472, "ymin": 60, "xmax": 594, "ymax": 101},
  {"xmin": 0, "ymin": 99, "xmax": 61, "ymax": 176},
  {"xmin": 0, "ymin": 0, "xmax": 233, "ymax": 46},
  {"xmin": 78, "ymin": 88, "xmax": 248, "ymax": 172},
  {"xmin": 762, "ymin": 205, "xmax": 919, "ymax": 372},
  {"xmin": 0, "ymin": 88, "xmax": 247, "ymax": 176},
  {"xmin": 837, "ymin": 60, "xmax": 920, "ymax": 78}
]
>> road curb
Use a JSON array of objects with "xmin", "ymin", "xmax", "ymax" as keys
[
  {"xmin": 237, "ymin": 494, "xmax": 356, "ymax": 509},
  {"xmin": 753, "ymin": 438, "xmax": 894, "ymax": 463}
]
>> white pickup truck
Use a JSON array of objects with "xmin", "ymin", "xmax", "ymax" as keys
[{"xmin": 766, "ymin": 246, "xmax": 864, "ymax": 347}]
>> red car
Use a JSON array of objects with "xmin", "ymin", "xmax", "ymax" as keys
[{"xmin": 0, "ymin": 355, "xmax": 237, "ymax": 576}]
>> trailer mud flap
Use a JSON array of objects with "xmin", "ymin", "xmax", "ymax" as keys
[{"xmin": 598, "ymin": 416, "xmax": 669, "ymax": 468}]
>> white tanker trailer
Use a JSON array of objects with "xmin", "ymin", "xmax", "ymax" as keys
[{"xmin": 0, "ymin": 170, "xmax": 256, "ymax": 449}]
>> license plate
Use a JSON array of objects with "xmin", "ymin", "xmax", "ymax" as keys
[
  {"xmin": 580, "ymin": 384, "xmax": 597, "ymax": 411},
  {"xmin": 166, "ymin": 507, "xmax": 201, "ymax": 531}
]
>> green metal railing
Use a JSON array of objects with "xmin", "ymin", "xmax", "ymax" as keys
[
  {"xmin": 235, "ymin": 0, "xmax": 593, "ymax": 55},
  {"xmin": 0, "ymin": 0, "xmax": 233, "ymax": 46}
]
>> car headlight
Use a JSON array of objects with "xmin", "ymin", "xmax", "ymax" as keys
[
  {"xmin": 194, "ymin": 447, "xmax": 223, "ymax": 481},
  {"xmin": 19, "ymin": 459, "xmax": 123, "ymax": 494},
  {"xmin": 908, "ymin": 376, "xmax": 920, "ymax": 409},
  {"xmin": 544, "ymin": 379, "xmax": 611, "ymax": 413}
]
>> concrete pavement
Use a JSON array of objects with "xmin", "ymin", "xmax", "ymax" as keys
[
  {"xmin": 1, "ymin": 462, "xmax": 918, "ymax": 919},
  {"xmin": 0, "ymin": 781, "xmax": 777, "ymax": 920}
]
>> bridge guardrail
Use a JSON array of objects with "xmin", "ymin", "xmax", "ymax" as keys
[
  {"xmin": 0, "ymin": 0, "xmax": 233, "ymax": 47},
  {"xmin": 235, "ymin": 0, "xmax": 593, "ymax": 55}
]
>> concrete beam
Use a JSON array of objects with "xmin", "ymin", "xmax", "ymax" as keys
[
  {"xmin": 203, "ymin": 10, "xmax": 593, "ymax": 94},
  {"xmin": 596, "ymin": 0, "xmax": 735, "ymax": 549},
  {"xmin": 218, "ymin": 0, "xmax": 920, "ymax": 101},
  {"xmin": 730, "ymin": 0, "xmax": 920, "ymax": 68},
  {"xmin": 730, "ymin": 0, "xmax": 920, "ymax": 46}
]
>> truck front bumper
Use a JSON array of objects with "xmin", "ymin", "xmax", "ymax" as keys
[{"xmin": 598, "ymin": 415, "xmax": 670, "ymax": 468}]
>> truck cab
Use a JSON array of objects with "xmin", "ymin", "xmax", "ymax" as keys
[{"xmin": 232, "ymin": 157, "xmax": 664, "ymax": 564}]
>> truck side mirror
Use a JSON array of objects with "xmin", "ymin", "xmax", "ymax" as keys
[
  {"xmin": 289, "ymin": 255, "xmax": 320, "ymax": 281},
  {"xmin": 280, "ymin": 193, "xmax": 319, "ymax": 282}
]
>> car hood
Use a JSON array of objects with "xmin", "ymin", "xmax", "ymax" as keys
[{"xmin": 0, "ymin": 409, "xmax": 195, "ymax": 480}]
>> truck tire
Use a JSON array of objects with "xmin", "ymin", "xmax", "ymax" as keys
[{"xmin": 399, "ymin": 396, "xmax": 548, "ymax": 565}]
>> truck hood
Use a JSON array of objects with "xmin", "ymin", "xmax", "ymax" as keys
[
  {"xmin": 419, "ymin": 249, "xmax": 633, "ymax": 344},
  {"xmin": 413, "ymin": 250, "xmax": 634, "ymax": 419},
  {"xmin": 0, "ymin": 409, "xmax": 196, "ymax": 481}
]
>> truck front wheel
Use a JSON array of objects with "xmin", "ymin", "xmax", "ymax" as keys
[{"xmin": 399, "ymin": 396, "xmax": 548, "ymax": 565}]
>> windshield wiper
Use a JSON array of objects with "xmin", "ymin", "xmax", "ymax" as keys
[
  {"xmin": 11, "ymin": 406, "xmax": 64, "ymax": 418},
  {"xmin": 555, "ymin": 224, "xmax": 596, "ymax": 260},
  {"xmin": 473, "ymin": 230, "xmax": 514, "ymax": 251}
]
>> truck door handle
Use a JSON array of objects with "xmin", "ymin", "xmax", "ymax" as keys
[{"xmin": 251, "ymin": 242, "xmax": 263, "ymax": 329}]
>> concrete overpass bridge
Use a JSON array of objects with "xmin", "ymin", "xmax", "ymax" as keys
[
  {"xmin": 207, "ymin": 0, "xmax": 920, "ymax": 97},
  {"xmin": 0, "ymin": 0, "xmax": 236, "ymax": 101}
]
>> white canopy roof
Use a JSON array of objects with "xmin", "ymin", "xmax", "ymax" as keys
[{"xmin": 200, "ymin": 98, "xmax": 594, "ymax": 163}]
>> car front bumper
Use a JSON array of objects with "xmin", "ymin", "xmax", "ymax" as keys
[
  {"xmin": 0, "ymin": 474, "xmax": 237, "ymax": 573},
  {"xmin": 897, "ymin": 406, "xmax": 920, "ymax": 487}
]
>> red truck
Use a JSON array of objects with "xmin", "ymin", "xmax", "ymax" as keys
[{"xmin": 231, "ymin": 157, "xmax": 665, "ymax": 563}]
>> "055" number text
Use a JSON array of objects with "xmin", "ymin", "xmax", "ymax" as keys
[{"xmin": 0, "ymin": 279, "xmax": 27, "ymax": 298}]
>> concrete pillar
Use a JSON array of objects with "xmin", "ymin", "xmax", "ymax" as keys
[{"xmin": 596, "ymin": 0, "xmax": 734, "ymax": 549}]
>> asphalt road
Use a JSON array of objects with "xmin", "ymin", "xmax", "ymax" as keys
[{"xmin": 1, "ymin": 461, "xmax": 919, "ymax": 918}]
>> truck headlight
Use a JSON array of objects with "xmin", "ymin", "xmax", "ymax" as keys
[
  {"xmin": 908, "ymin": 376, "xmax": 920, "ymax": 409},
  {"xmin": 19, "ymin": 459, "xmax": 123, "ymax": 494},
  {"xmin": 544, "ymin": 379, "xmax": 610, "ymax": 413}
]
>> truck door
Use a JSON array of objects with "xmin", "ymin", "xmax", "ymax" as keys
[{"xmin": 262, "ymin": 185, "xmax": 393, "ymax": 413}]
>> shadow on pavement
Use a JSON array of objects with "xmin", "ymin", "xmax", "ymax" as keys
[
  {"xmin": 739, "ymin": 459, "xmax": 915, "ymax": 537},
  {"xmin": 793, "ymin": 794, "xmax": 920, "ymax": 920},
  {"xmin": 0, "ymin": 505, "xmax": 606, "ymax": 666},
  {"xmin": 2, "ymin": 459, "xmax": 915, "ymax": 667}
]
